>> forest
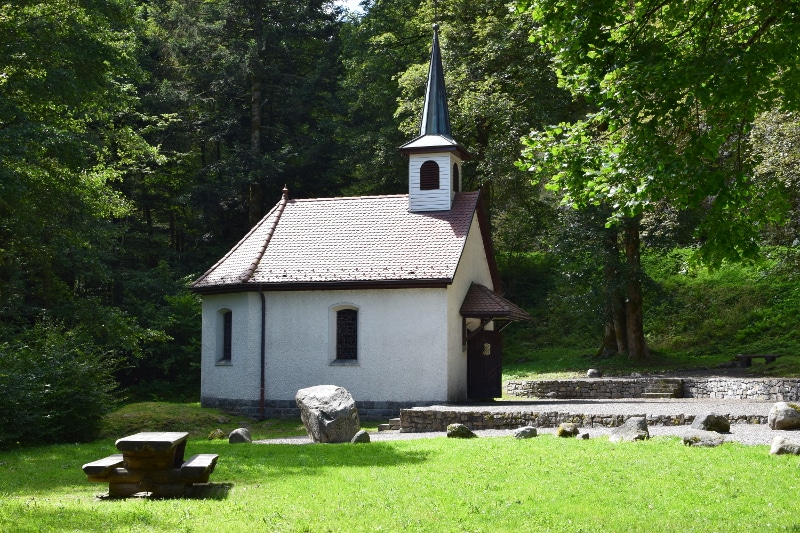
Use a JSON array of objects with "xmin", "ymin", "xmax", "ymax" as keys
[{"xmin": 2, "ymin": 0, "xmax": 800, "ymax": 444}]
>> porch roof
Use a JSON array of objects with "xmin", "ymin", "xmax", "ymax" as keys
[{"xmin": 460, "ymin": 283, "xmax": 532, "ymax": 322}]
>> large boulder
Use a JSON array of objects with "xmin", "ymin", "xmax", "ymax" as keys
[
  {"xmin": 608, "ymin": 417, "xmax": 649, "ymax": 443},
  {"xmin": 690, "ymin": 413, "xmax": 731, "ymax": 433},
  {"xmin": 768, "ymin": 402, "xmax": 800, "ymax": 430},
  {"xmin": 296, "ymin": 385, "xmax": 360, "ymax": 443}
]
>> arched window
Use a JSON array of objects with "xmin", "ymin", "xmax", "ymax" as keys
[
  {"xmin": 452, "ymin": 162, "xmax": 460, "ymax": 192},
  {"xmin": 336, "ymin": 308, "xmax": 358, "ymax": 360},
  {"xmin": 218, "ymin": 309, "xmax": 233, "ymax": 362},
  {"xmin": 420, "ymin": 160, "xmax": 440, "ymax": 190}
]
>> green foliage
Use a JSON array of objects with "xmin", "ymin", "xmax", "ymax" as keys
[
  {"xmin": 0, "ymin": 321, "xmax": 119, "ymax": 448},
  {"xmin": 2, "ymin": 434, "xmax": 799, "ymax": 531},
  {"xmin": 518, "ymin": 0, "xmax": 800, "ymax": 267},
  {"xmin": 501, "ymin": 247, "xmax": 800, "ymax": 377}
]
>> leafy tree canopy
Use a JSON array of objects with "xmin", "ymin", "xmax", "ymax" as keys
[{"xmin": 518, "ymin": 0, "xmax": 800, "ymax": 266}]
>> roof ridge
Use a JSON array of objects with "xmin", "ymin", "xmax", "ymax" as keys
[
  {"xmin": 240, "ymin": 186, "xmax": 289, "ymax": 282},
  {"xmin": 291, "ymin": 193, "xmax": 408, "ymax": 203}
]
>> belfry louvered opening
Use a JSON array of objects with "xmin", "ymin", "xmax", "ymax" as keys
[{"xmin": 420, "ymin": 160, "xmax": 440, "ymax": 190}]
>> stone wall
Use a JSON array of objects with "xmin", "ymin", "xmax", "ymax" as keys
[
  {"xmin": 505, "ymin": 377, "xmax": 800, "ymax": 402},
  {"xmin": 506, "ymin": 379, "xmax": 652, "ymax": 399},
  {"xmin": 400, "ymin": 408, "xmax": 766, "ymax": 433},
  {"xmin": 683, "ymin": 378, "xmax": 800, "ymax": 401}
]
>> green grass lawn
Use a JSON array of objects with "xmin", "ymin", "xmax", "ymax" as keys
[{"xmin": 2, "ymin": 433, "xmax": 799, "ymax": 532}]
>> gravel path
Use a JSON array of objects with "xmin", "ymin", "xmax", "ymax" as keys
[{"xmin": 255, "ymin": 399, "xmax": 792, "ymax": 446}]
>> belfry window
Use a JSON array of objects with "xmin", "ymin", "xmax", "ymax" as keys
[
  {"xmin": 452, "ymin": 162, "xmax": 460, "ymax": 192},
  {"xmin": 420, "ymin": 160, "xmax": 440, "ymax": 190}
]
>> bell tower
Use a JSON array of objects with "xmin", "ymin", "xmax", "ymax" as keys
[{"xmin": 399, "ymin": 24, "xmax": 469, "ymax": 212}]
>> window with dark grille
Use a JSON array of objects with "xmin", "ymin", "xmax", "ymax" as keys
[
  {"xmin": 452, "ymin": 162, "xmax": 460, "ymax": 192},
  {"xmin": 336, "ymin": 309, "xmax": 358, "ymax": 360},
  {"xmin": 222, "ymin": 310, "xmax": 232, "ymax": 361},
  {"xmin": 420, "ymin": 160, "xmax": 440, "ymax": 190}
]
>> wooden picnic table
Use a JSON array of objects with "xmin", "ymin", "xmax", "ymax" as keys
[{"xmin": 82, "ymin": 431, "xmax": 218, "ymax": 498}]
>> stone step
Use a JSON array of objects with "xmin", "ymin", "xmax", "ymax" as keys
[
  {"xmin": 642, "ymin": 392, "xmax": 677, "ymax": 398},
  {"xmin": 378, "ymin": 418, "xmax": 402, "ymax": 432}
]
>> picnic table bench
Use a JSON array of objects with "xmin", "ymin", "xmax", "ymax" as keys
[
  {"xmin": 735, "ymin": 354, "xmax": 783, "ymax": 368},
  {"xmin": 82, "ymin": 431, "xmax": 218, "ymax": 498}
]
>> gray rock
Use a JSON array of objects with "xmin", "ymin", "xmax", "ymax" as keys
[
  {"xmin": 447, "ymin": 423, "xmax": 477, "ymax": 438},
  {"xmin": 587, "ymin": 368, "xmax": 602, "ymax": 378},
  {"xmin": 690, "ymin": 413, "xmax": 731, "ymax": 433},
  {"xmin": 577, "ymin": 432, "xmax": 590, "ymax": 440},
  {"xmin": 296, "ymin": 385, "xmax": 361, "ymax": 443},
  {"xmin": 768, "ymin": 402, "xmax": 800, "ymax": 430},
  {"xmin": 513, "ymin": 426, "xmax": 538, "ymax": 439},
  {"xmin": 228, "ymin": 427, "xmax": 252, "ymax": 444},
  {"xmin": 770, "ymin": 436, "xmax": 800, "ymax": 455},
  {"xmin": 608, "ymin": 416, "xmax": 649, "ymax": 443},
  {"xmin": 683, "ymin": 430, "xmax": 725, "ymax": 447},
  {"xmin": 350, "ymin": 429, "xmax": 371, "ymax": 444},
  {"xmin": 556, "ymin": 423, "xmax": 580, "ymax": 438}
]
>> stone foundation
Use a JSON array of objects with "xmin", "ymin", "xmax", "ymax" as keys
[
  {"xmin": 201, "ymin": 397, "xmax": 434, "ymax": 420},
  {"xmin": 506, "ymin": 377, "xmax": 800, "ymax": 402}
]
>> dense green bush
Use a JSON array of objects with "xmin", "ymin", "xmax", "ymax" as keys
[{"xmin": 0, "ymin": 320, "xmax": 119, "ymax": 447}]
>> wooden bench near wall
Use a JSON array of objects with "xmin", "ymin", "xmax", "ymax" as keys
[{"xmin": 734, "ymin": 354, "xmax": 783, "ymax": 368}]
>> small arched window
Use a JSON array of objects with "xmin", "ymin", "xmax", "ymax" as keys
[
  {"xmin": 336, "ymin": 308, "xmax": 358, "ymax": 360},
  {"xmin": 452, "ymin": 162, "xmax": 460, "ymax": 192},
  {"xmin": 420, "ymin": 160, "xmax": 440, "ymax": 190},
  {"xmin": 218, "ymin": 309, "xmax": 233, "ymax": 362}
]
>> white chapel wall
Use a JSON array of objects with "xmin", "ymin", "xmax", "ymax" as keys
[
  {"xmin": 201, "ymin": 287, "xmax": 450, "ymax": 405},
  {"xmin": 445, "ymin": 211, "xmax": 495, "ymax": 401}
]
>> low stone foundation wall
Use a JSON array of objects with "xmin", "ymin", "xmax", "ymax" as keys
[
  {"xmin": 506, "ymin": 377, "xmax": 800, "ymax": 402},
  {"xmin": 399, "ymin": 408, "xmax": 766, "ymax": 433},
  {"xmin": 506, "ymin": 379, "xmax": 652, "ymax": 399},
  {"xmin": 201, "ymin": 397, "xmax": 432, "ymax": 420},
  {"xmin": 684, "ymin": 378, "xmax": 800, "ymax": 401}
]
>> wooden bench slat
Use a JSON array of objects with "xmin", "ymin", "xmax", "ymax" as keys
[
  {"xmin": 82, "ymin": 454, "xmax": 124, "ymax": 476},
  {"xmin": 181, "ymin": 454, "xmax": 218, "ymax": 481}
]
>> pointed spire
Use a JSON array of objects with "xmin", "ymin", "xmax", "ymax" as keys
[{"xmin": 419, "ymin": 24, "xmax": 452, "ymax": 138}]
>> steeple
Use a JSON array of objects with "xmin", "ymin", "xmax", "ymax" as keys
[
  {"xmin": 419, "ymin": 24, "xmax": 451, "ymax": 138},
  {"xmin": 399, "ymin": 24, "xmax": 469, "ymax": 213}
]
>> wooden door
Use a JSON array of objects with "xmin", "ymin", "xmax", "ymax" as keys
[{"xmin": 467, "ymin": 330, "xmax": 503, "ymax": 400}]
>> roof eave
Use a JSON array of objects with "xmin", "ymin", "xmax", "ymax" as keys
[{"xmin": 190, "ymin": 278, "xmax": 453, "ymax": 294}]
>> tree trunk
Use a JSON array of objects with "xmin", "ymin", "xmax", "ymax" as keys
[
  {"xmin": 624, "ymin": 216, "xmax": 648, "ymax": 359},
  {"xmin": 599, "ymin": 226, "xmax": 627, "ymax": 356}
]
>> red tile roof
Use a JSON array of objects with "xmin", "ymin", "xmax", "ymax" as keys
[
  {"xmin": 192, "ymin": 191, "xmax": 489, "ymax": 293},
  {"xmin": 460, "ymin": 283, "xmax": 532, "ymax": 322}
]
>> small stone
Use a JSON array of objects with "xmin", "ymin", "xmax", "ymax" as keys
[
  {"xmin": 691, "ymin": 413, "xmax": 730, "ymax": 433},
  {"xmin": 228, "ymin": 427, "xmax": 252, "ymax": 444},
  {"xmin": 447, "ymin": 423, "xmax": 477, "ymax": 438},
  {"xmin": 351, "ymin": 430, "xmax": 371, "ymax": 444},
  {"xmin": 683, "ymin": 430, "xmax": 725, "ymax": 447},
  {"xmin": 608, "ymin": 417, "xmax": 649, "ymax": 443},
  {"xmin": 514, "ymin": 426, "xmax": 538, "ymax": 439},
  {"xmin": 556, "ymin": 423, "xmax": 580, "ymax": 438},
  {"xmin": 577, "ymin": 432, "xmax": 590, "ymax": 440},
  {"xmin": 587, "ymin": 369, "xmax": 602, "ymax": 378},
  {"xmin": 770, "ymin": 436, "xmax": 800, "ymax": 455},
  {"xmin": 768, "ymin": 402, "xmax": 800, "ymax": 430},
  {"xmin": 208, "ymin": 429, "xmax": 226, "ymax": 440}
]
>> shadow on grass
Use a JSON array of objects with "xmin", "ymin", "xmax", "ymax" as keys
[{"xmin": 215, "ymin": 441, "xmax": 432, "ymax": 481}]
